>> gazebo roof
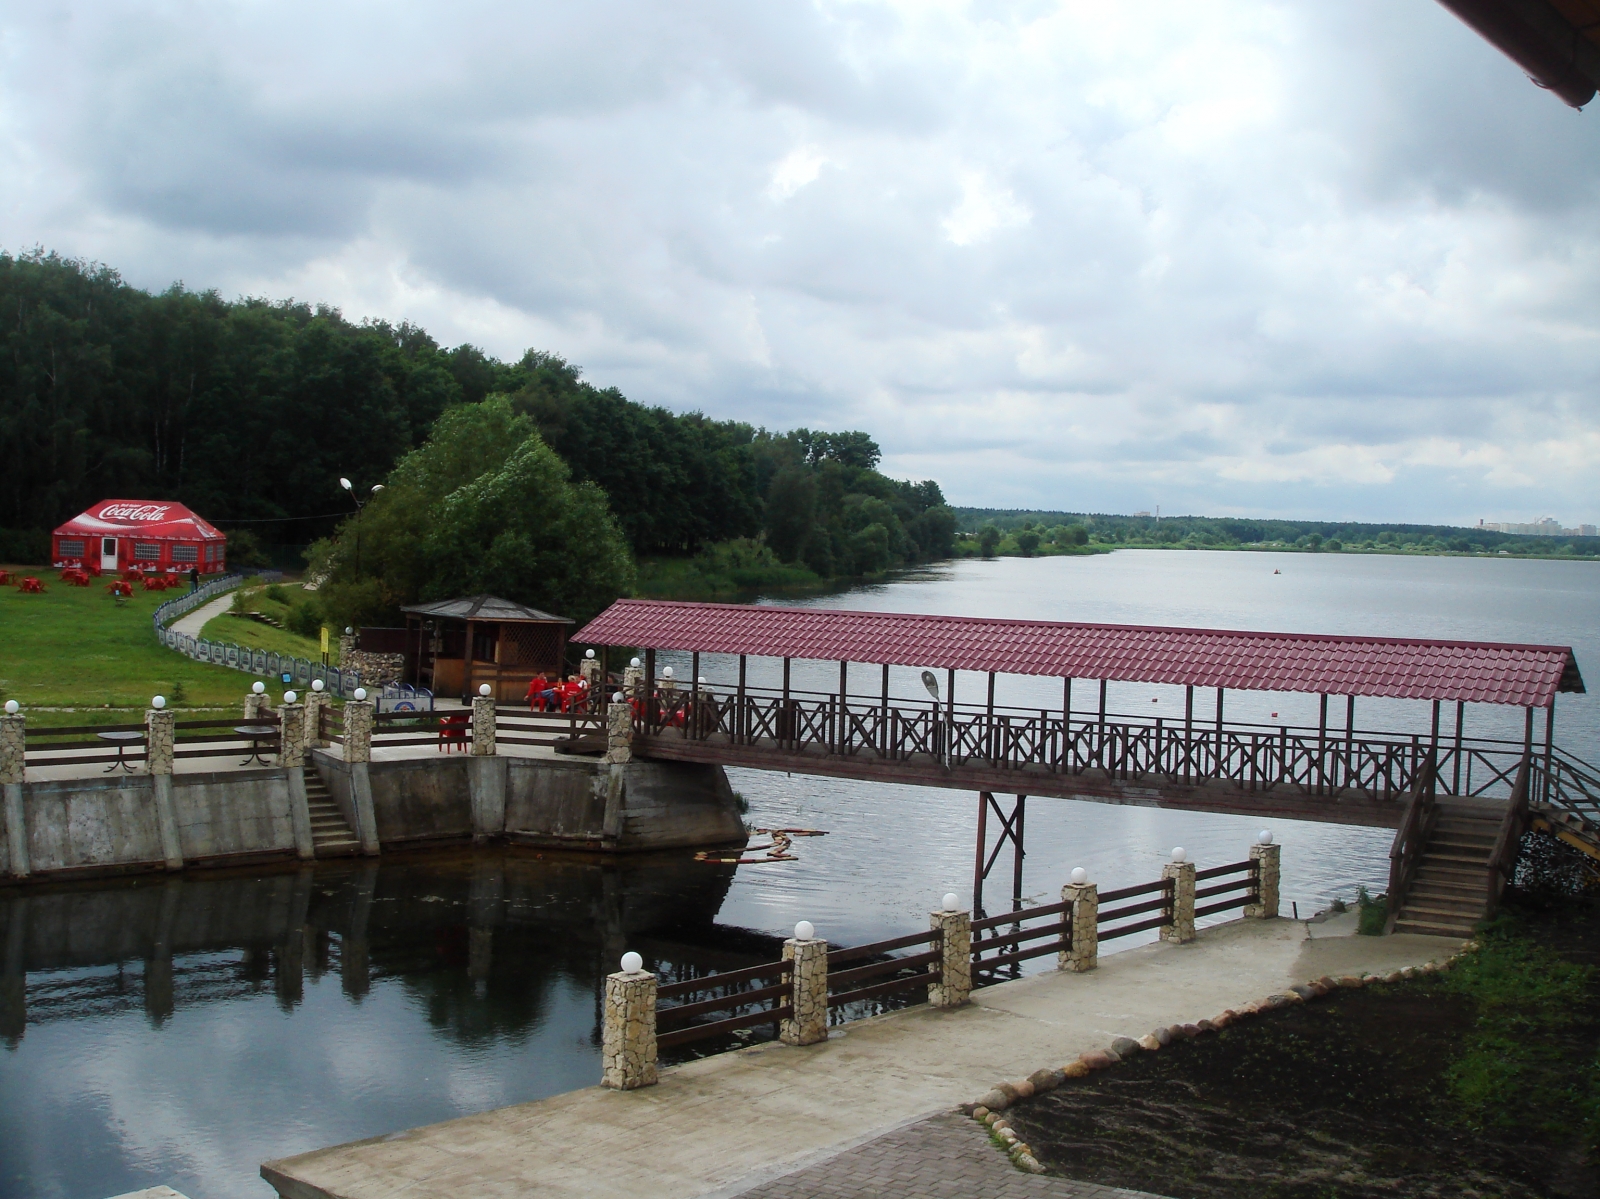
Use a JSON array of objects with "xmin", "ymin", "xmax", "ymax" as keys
[{"xmin": 401, "ymin": 595, "xmax": 571, "ymax": 624}]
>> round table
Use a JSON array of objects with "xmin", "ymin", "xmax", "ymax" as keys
[
  {"xmin": 97, "ymin": 730, "xmax": 144, "ymax": 773},
  {"xmin": 233, "ymin": 725, "xmax": 279, "ymax": 766}
]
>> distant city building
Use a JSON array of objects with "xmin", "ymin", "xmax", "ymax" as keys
[{"xmin": 1477, "ymin": 518, "xmax": 1597, "ymax": 537}]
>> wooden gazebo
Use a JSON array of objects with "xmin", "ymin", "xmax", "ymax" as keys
[{"xmin": 400, "ymin": 595, "xmax": 572, "ymax": 702}]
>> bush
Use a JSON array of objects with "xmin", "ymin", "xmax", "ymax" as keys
[
  {"xmin": 1357, "ymin": 885, "xmax": 1388, "ymax": 935},
  {"xmin": 286, "ymin": 597, "xmax": 325, "ymax": 639},
  {"xmin": 264, "ymin": 583, "xmax": 288, "ymax": 604}
]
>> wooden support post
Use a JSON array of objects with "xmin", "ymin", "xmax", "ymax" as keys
[
  {"xmin": 781, "ymin": 657, "xmax": 791, "ymax": 749},
  {"xmin": 1215, "ymin": 687, "xmax": 1225, "ymax": 776},
  {"xmin": 644, "ymin": 648, "xmax": 656, "ymax": 733},
  {"xmin": 1318, "ymin": 693, "xmax": 1328, "ymax": 793},
  {"xmin": 837, "ymin": 660, "xmax": 847, "ymax": 753},
  {"xmin": 1452, "ymin": 700, "xmax": 1464, "ymax": 795},
  {"xmin": 972, "ymin": 792, "xmax": 989, "ymax": 918},
  {"xmin": 738, "ymin": 654, "xmax": 747, "ymax": 743},
  {"xmin": 880, "ymin": 662, "xmax": 890, "ymax": 756},
  {"xmin": 986, "ymin": 671, "xmax": 996, "ymax": 763},
  {"xmin": 1184, "ymin": 684, "xmax": 1194, "ymax": 782},
  {"xmin": 690, "ymin": 652, "xmax": 700, "ymax": 740},
  {"xmin": 1544, "ymin": 700, "xmax": 1556, "ymax": 805},
  {"xmin": 1346, "ymin": 694, "xmax": 1356, "ymax": 789},
  {"xmin": 1098, "ymin": 679, "xmax": 1108, "ymax": 770},
  {"xmin": 1062, "ymin": 677, "xmax": 1072, "ymax": 765},
  {"xmin": 1431, "ymin": 699, "xmax": 1441, "ymax": 765},
  {"xmin": 1012, "ymin": 795, "xmax": 1026, "ymax": 909}
]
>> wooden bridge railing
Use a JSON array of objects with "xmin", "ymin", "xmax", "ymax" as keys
[{"xmin": 640, "ymin": 684, "xmax": 1581, "ymax": 810}]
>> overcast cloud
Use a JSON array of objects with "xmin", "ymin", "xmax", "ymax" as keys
[{"xmin": 3, "ymin": 0, "xmax": 1598, "ymax": 524}]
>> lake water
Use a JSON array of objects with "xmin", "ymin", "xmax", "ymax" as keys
[{"xmin": 3, "ymin": 549, "xmax": 1596, "ymax": 1199}]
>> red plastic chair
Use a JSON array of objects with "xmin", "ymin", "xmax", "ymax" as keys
[{"xmin": 438, "ymin": 713, "xmax": 469, "ymax": 753}]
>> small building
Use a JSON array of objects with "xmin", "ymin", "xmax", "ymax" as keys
[
  {"xmin": 392, "ymin": 595, "xmax": 573, "ymax": 702},
  {"xmin": 52, "ymin": 500, "xmax": 227, "ymax": 576}
]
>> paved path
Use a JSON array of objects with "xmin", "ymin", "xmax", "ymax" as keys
[
  {"xmin": 728, "ymin": 1112, "xmax": 1169, "ymax": 1199},
  {"xmin": 169, "ymin": 588, "xmax": 242, "ymax": 637},
  {"xmin": 262, "ymin": 913, "xmax": 1460, "ymax": 1199}
]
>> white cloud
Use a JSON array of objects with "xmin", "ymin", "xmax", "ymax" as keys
[{"xmin": 1, "ymin": 0, "xmax": 1598, "ymax": 524}]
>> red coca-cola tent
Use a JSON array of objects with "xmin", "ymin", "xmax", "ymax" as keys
[{"xmin": 52, "ymin": 500, "xmax": 227, "ymax": 576}]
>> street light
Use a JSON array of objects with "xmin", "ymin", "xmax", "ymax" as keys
[{"xmin": 339, "ymin": 477, "xmax": 384, "ymax": 575}]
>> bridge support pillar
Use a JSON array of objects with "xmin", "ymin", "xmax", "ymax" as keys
[
  {"xmin": 1062, "ymin": 880, "xmax": 1098, "ymax": 972},
  {"xmin": 1245, "ymin": 841, "xmax": 1280, "ymax": 918},
  {"xmin": 929, "ymin": 906, "xmax": 971, "ymax": 1008},
  {"xmin": 1161, "ymin": 858, "xmax": 1196, "ymax": 943},
  {"xmin": 604, "ymin": 701, "xmax": 633, "ymax": 764}
]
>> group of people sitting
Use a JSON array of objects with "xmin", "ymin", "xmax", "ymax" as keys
[{"xmin": 524, "ymin": 673, "xmax": 592, "ymax": 713}]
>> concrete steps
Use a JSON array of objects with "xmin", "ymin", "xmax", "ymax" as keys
[
  {"xmin": 1393, "ymin": 811, "xmax": 1500, "ymax": 938},
  {"xmin": 304, "ymin": 769, "xmax": 361, "ymax": 856}
]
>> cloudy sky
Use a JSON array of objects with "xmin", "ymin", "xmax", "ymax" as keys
[{"xmin": 3, "ymin": 1, "xmax": 1598, "ymax": 525}]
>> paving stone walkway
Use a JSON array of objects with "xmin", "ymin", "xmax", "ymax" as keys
[{"xmin": 730, "ymin": 1113, "xmax": 1171, "ymax": 1199}]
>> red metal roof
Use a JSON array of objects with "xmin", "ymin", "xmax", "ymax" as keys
[{"xmin": 575, "ymin": 600, "xmax": 1585, "ymax": 707}]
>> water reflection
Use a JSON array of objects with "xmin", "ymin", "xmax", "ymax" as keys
[{"xmin": 0, "ymin": 851, "xmax": 776, "ymax": 1199}]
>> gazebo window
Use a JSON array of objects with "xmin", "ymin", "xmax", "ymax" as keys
[{"xmin": 170, "ymin": 544, "xmax": 199, "ymax": 562}]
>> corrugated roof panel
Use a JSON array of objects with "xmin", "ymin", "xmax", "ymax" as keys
[{"xmin": 574, "ymin": 600, "xmax": 1584, "ymax": 707}]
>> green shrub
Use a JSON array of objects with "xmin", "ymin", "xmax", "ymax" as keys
[
  {"xmin": 286, "ymin": 597, "xmax": 324, "ymax": 638},
  {"xmin": 264, "ymin": 583, "xmax": 287, "ymax": 604},
  {"xmin": 1357, "ymin": 885, "xmax": 1388, "ymax": 935}
]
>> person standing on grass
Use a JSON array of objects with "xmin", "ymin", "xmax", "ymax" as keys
[{"xmin": 188, "ymin": 565, "xmax": 200, "ymax": 593}]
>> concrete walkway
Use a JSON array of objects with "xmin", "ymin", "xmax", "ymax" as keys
[
  {"xmin": 262, "ymin": 914, "xmax": 1460, "ymax": 1199},
  {"xmin": 168, "ymin": 588, "xmax": 242, "ymax": 638}
]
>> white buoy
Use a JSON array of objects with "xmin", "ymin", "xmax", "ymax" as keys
[
  {"xmin": 1171, "ymin": 847, "xmax": 1187, "ymax": 863},
  {"xmin": 479, "ymin": 683, "xmax": 491, "ymax": 697},
  {"xmin": 942, "ymin": 892, "xmax": 960, "ymax": 911},
  {"xmin": 794, "ymin": 920, "xmax": 816, "ymax": 941},
  {"xmin": 283, "ymin": 691, "xmax": 297, "ymax": 704},
  {"xmin": 1258, "ymin": 829, "xmax": 1274, "ymax": 845},
  {"xmin": 620, "ymin": 951, "xmax": 643, "ymax": 973},
  {"xmin": 1070, "ymin": 867, "xmax": 1087, "ymax": 885},
  {"xmin": 151, "ymin": 695, "xmax": 166, "ymax": 710}
]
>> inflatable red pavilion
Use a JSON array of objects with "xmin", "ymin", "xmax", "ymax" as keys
[{"xmin": 52, "ymin": 500, "xmax": 227, "ymax": 576}]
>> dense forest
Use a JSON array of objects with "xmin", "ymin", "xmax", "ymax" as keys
[
  {"xmin": 0, "ymin": 251, "xmax": 955, "ymax": 585},
  {"xmin": 953, "ymin": 509, "xmax": 1600, "ymax": 557}
]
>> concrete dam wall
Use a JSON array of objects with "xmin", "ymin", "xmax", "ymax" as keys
[{"xmin": 0, "ymin": 755, "xmax": 748, "ymax": 884}]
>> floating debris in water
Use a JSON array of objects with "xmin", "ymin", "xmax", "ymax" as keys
[{"xmin": 696, "ymin": 828, "xmax": 828, "ymax": 865}]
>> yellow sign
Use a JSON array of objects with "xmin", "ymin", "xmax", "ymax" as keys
[{"xmin": 320, "ymin": 626, "xmax": 330, "ymax": 654}]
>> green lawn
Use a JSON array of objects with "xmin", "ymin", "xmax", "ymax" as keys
[
  {"xmin": 199, "ymin": 583, "xmax": 337, "ymax": 664},
  {"xmin": 0, "ymin": 565, "xmax": 286, "ymax": 723}
]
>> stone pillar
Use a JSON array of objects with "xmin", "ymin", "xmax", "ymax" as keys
[
  {"xmin": 344, "ymin": 700, "xmax": 374, "ymax": 763},
  {"xmin": 601, "ymin": 965, "xmax": 658, "ymax": 1090},
  {"xmin": 305, "ymin": 690, "xmax": 331, "ymax": 748},
  {"xmin": 1062, "ymin": 881, "xmax": 1098, "ymax": 972},
  {"xmin": 623, "ymin": 663, "xmax": 644, "ymax": 698},
  {"xmin": 1, "ymin": 713, "xmax": 27, "ymax": 878},
  {"xmin": 580, "ymin": 655, "xmax": 603, "ymax": 700},
  {"xmin": 342, "ymin": 700, "xmax": 379, "ymax": 855},
  {"xmin": 279, "ymin": 702, "xmax": 306, "ymax": 768},
  {"xmin": 604, "ymin": 701, "xmax": 633, "ymax": 764},
  {"xmin": 1245, "ymin": 842, "xmax": 1281, "ymax": 918},
  {"xmin": 468, "ymin": 756, "xmax": 507, "ymax": 840},
  {"xmin": 244, "ymin": 691, "xmax": 273, "ymax": 721},
  {"xmin": 282, "ymin": 709, "xmax": 314, "ymax": 862},
  {"xmin": 1161, "ymin": 860, "xmax": 1196, "ymax": 944},
  {"xmin": 146, "ymin": 707, "xmax": 183, "ymax": 871},
  {"xmin": 780, "ymin": 935, "xmax": 829, "ymax": 1046},
  {"xmin": 471, "ymin": 695, "xmax": 496, "ymax": 755},
  {"xmin": 928, "ymin": 907, "xmax": 971, "ymax": 1009},
  {"xmin": 339, "ymin": 632, "xmax": 356, "ymax": 664}
]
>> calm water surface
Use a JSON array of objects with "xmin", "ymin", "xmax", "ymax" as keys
[{"xmin": 2, "ymin": 550, "xmax": 1595, "ymax": 1199}]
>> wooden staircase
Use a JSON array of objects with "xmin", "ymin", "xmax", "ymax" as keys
[
  {"xmin": 1531, "ymin": 805, "xmax": 1600, "ymax": 863},
  {"xmin": 304, "ymin": 768, "xmax": 361, "ymax": 857},
  {"xmin": 1393, "ymin": 806, "xmax": 1501, "ymax": 936}
]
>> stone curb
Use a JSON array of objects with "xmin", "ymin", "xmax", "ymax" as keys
[{"xmin": 959, "ymin": 939, "xmax": 1479, "ymax": 1175}]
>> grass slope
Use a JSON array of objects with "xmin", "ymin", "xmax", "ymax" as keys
[
  {"xmin": 0, "ymin": 566, "xmax": 277, "ymax": 724},
  {"xmin": 199, "ymin": 583, "xmax": 334, "ymax": 663}
]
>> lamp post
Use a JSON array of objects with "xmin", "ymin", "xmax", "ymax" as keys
[{"xmin": 339, "ymin": 477, "xmax": 384, "ymax": 576}]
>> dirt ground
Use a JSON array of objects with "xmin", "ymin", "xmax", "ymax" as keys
[{"xmin": 1007, "ymin": 896, "xmax": 1600, "ymax": 1199}]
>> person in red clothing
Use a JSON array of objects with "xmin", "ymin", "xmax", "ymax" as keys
[{"xmin": 526, "ymin": 673, "xmax": 553, "ymax": 711}]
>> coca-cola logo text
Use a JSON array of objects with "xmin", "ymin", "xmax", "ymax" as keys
[{"xmin": 98, "ymin": 504, "xmax": 173, "ymax": 522}]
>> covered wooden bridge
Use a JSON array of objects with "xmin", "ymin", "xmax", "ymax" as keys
[{"xmin": 576, "ymin": 600, "xmax": 1598, "ymax": 931}]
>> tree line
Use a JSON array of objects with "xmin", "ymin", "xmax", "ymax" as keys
[{"xmin": 0, "ymin": 250, "xmax": 956, "ymax": 620}]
